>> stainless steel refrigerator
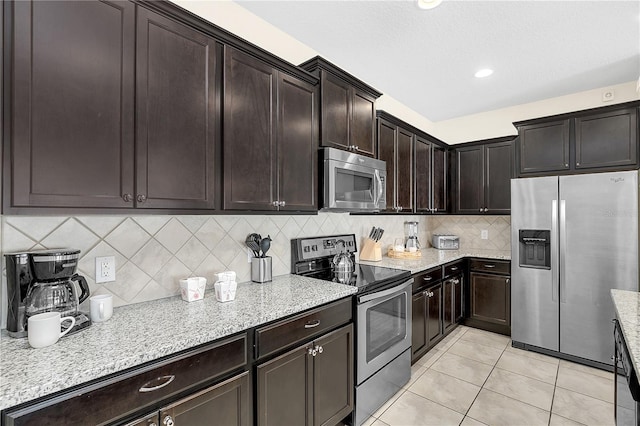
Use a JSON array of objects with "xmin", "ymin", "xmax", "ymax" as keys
[{"xmin": 511, "ymin": 170, "xmax": 639, "ymax": 367}]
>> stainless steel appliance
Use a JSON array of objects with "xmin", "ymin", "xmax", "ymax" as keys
[
  {"xmin": 291, "ymin": 234, "xmax": 412, "ymax": 426},
  {"xmin": 5, "ymin": 249, "xmax": 91, "ymax": 338},
  {"xmin": 404, "ymin": 221, "xmax": 420, "ymax": 251},
  {"xmin": 614, "ymin": 319, "xmax": 640, "ymax": 426},
  {"xmin": 511, "ymin": 171, "xmax": 639, "ymax": 367},
  {"xmin": 321, "ymin": 147, "xmax": 386, "ymax": 212},
  {"xmin": 431, "ymin": 234, "xmax": 459, "ymax": 250}
]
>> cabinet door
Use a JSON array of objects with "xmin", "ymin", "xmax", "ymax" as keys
[
  {"xmin": 160, "ymin": 372, "xmax": 251, "ymax": 426},
  {"xmin": 414, "ymin": 137, "xmax": 432, "ymax": 213},
  {"xmin": 223, "ymin": 47, "xmax": 277, "ymax": 210},
  {"xmin": 396, "ymin": 128, "xmax": 414, "ymax": 212},
  {"xmin": 484, "ymin": 141, "xmax": 512, "ymax": 214},
  {"xmin": 411, "ymin": 291, "xmax": 428, "ymax": 361},
  {"xmin": 257, "ymin": 345, "xmax": 311, "ymax": 426},
  {"xmin": 136, "ymin": 8, "xmax": 218, "ymax": 209},
  {"xmin": 320, "ymin": 72, "xmax": 351, "ymax": 151},
  {"xmin": 575, "ymin": 108, "xmax": 638, "ymax": 170},
  {"xmin": 10, "ymin": 0, "xmax": 135, "ymax": 208},
  {"xmin": 443, "ymin": 279, "xmax": 454, "ymax": 333},
  {"xmin": 455, "ymin": 146, "xmax": 484, "ymax": 213},
  {"xmin": 277, "ymin": 74, "xmax": 318, "ymax": 211},
  {"xmin": 351, "ymin": 90, "xmax": 376, "ymax": 157},
  {"xmin": 470, "ymin": 272, "xmax": 510, "ymax": 326},
  {"xmin": 312, "ymin": 325, "xmax": 354, "ymax": 426},
  {"xmin": 426, "ymin": 284, "xmax": 442, "ymax": 347},
  {"xmin": 432, "ymin": 145, "xmax": 448, "ymax": 213},
  {"xmin": 518, "ymin": 120, "xmax": 570, "ymax": 175},
  {"xmin": 377, "ymin": 119, "xmax": 396, "ymax": 212},
  {"xmin": 454, "ymin": 275, "xmax": 464, "ymax": 323}
]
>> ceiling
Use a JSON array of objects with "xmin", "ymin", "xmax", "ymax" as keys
[{"xmin": 235, "ymin": 0, "xmax": 640, "ymax": 122}]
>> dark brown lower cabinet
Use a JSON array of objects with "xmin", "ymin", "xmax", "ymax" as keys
[
  {"xmin": 256, "ymin": 324, "xmax": 353, "ymax": 426},
  {"xmin": 411, "ymin": 283, "xmax": 443, "ymax": 362},
  {"xmin": 443, "ymin": 274, "xmax": 463, "ymax": 334},
  {"xmin": 468, "ymin": 271, "xmax": 511, "ymax": 335},
  {"xmin": 126, "ymin": 372, "xmax": 251, "ymax": 426}
]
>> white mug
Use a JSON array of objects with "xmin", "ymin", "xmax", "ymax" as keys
[
  {"xmin": 28, "ymin": 312, "xmax": 76, "ymax": 349},
  {"xmin": 90, "ymin": 294, "xmax": 114, "ymax": 322}
]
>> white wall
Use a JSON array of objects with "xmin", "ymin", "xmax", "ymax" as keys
[{"xmin": 173, "ymin": 0, "xmax": 639, "ymax": 145}]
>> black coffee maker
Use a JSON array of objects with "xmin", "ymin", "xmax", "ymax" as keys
[{"xmin": 5, "ymin": 249, "xmax": 91, "ymax": 338}]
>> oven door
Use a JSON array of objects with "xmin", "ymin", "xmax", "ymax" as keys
[
  {"xmin": 324, "ymin": 158, "xmax": 386, "ymax": 211},
  {"xmin": 356, "ymin": 279, "xmax": 412, "ymax": 384}
]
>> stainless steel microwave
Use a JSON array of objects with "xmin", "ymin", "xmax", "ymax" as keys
[{"xmin": 321, "ymin": 147, "xmax": 386, "ymax": 212}]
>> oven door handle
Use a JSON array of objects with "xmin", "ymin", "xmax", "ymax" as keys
[{"xmin": 358, "ymin": 279, "xmax": 412, "ymax": 303}]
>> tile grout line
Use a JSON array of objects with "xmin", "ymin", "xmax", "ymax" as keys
[{"xmin": 548, "ymin": 361, "xmax": 560, "ymax": 425}]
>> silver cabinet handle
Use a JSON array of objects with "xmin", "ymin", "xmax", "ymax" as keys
[
  {"xmin": 484, "ymin": 208, "xmax": 488, "ymax": 212},
  {"xmin": 317, "ymin": 345, "xmax": 323, "ymax": 354},
  {"xmin": 304, "ymin": 319, "xmax": 320, "ymax": 329},
  {"xmin": 280, "ymin": 200, "xmax": 286, "ymax": 207},
  {"xmin": 354, "ymin": 146, "xmax": 359, "ymax": 151},
  {"xmin": 423, "ymin": 276, "xmax": 432, "ymax": 281},
  {"xmin": 272, "ymin": 200, "xmax": 279, "ymax": 207},
  {"xmin": 479, "ymin": 208, "xmax": 483, "ymax": 212},
  {"xmin": 122, "ymin": 193, "xmax": 133, "ymax": 202},
  {"xmin": 137, "ymin": 194, "xmax": 147, "ymax": 203},
  {"xmin": 450, "ymin": 267, "xmax": 458, "ymax": 271},
  {"xmin": 565, "ymin": 163, "xmax": 569, "ymax": 167},
  {"xmin": 484, "ymin": 264, "xmax": 496, "ymax": 268},
  {"xmin": 452, "ymin": 279, "xmax": 460, "ymax": 284},
  {"xmin": 308, "ymin": 347, "xmax": 314, "ymax": 356},
  {"xmin": 506, "ymin": 278, "xmax": 510, "ymax": 284},
  {"xmin": 576, "ymin": 162, "xmax": 580, "ymax": 166},
  {"xmin": 163, "ymin": 415, "xmax": 174, "ymax": 426},
  {"xmin": 139, "ymin": 375, "xmax": 175, "ymax": 393}
]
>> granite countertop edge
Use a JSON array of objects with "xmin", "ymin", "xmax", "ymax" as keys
[
  {"xmin": 358, "ymin": 248, "xmax": 511, "ymax": 274},
  {"xmin": 611, "ymin": 289, "xmax": 640, "ymax": 373},
  {"xmin": 0, "ymin": 275, "xmax": 357, "ymax": 411}
]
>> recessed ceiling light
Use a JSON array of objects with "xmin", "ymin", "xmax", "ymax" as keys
[
  {"xmin": 417, "ymin": 0, "xmax": 443, "ymax": 10},
  {"xmin": 474, "ymin": 69, "xmax": 494, "ymax": 78}
]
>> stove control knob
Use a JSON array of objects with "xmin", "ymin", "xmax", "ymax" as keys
[{"xmin": 312, "ymin": 245, "xmax": 318, "ymax": 251}]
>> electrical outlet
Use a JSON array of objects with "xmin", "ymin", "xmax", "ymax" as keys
[
  {"xmin": 602, "ymin": 89, "xmax": 615, "ymax": 102},
  {"xmin": 95, "ymin": 256, "xmax": 116, "ymax": 283},
  {"xmin": 481, "ymin": 230, "xmax": 489, "ymax": 240},
  {"xmin": 247, "ymin": 248, "xmax": 253, "ymax": 263}
]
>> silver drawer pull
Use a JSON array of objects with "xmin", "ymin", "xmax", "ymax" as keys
[
  {"xmin": 304, "ymin": 319, "xmax": 321, "ymax": 329},
  {"xmin": 484, "ymin": 264, "xmax": 496, "ymax": 268},
  {"xmin": 450, "ymin": 267, "xmax": 458, "ymax": 271},
  {"xmin": 139, "ymin": 375, "xmax": 175, "ymax": 393},
  {"xmin": 423, "ymin": 276, "xmax": 432, "ymax": 281}
]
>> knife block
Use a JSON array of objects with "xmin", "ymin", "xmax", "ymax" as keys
[{"xmin": 360, "ymin": 238, "xmax": 382, "ymax": 262}]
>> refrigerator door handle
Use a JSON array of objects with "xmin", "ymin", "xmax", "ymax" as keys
[
  {"xmin": 551, "ymin": 199, "xmax": 558, "ymax": 302},
  {"xmin": 559, "ymin": 199, "xmax": 567, "ymax": 303}
]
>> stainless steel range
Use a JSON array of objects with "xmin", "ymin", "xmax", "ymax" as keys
[{"xmin": 291, "ymin": 234, "xmax": 413, "ymax": 426}]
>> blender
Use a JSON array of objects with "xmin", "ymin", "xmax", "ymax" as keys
[{"xmin": 404, "ymin": 221, "xmax": 420, "ymax": 252}]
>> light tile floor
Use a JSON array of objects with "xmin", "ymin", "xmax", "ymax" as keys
[{"xmin": 363, "ymin": 326, "xmax": 615, "ymax": 426}]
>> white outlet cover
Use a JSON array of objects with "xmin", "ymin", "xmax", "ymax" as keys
[
  {"xmin": 95, "ymin": 256, "xmax": 116, "ymax": 283},
  {"xmin": 481, "ymin": 230, "xmax": 489, "ymax": 240}
]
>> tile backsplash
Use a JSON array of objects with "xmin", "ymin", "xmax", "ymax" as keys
[{"xmin": 0, "ymin": 213, "xmax": 510, "ymax": 328}]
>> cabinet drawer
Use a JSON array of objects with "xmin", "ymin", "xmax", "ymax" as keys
[
  {"xmin": 443, "ymin": 262, "xmax": 464, "ymax": 278},
  {"xmin": 412, "ymin": 267, "xmax": 443, "ymax": 293},
  {"xmin": 469, "ymin": 259, "xmax": 510, "ymax": 275},
  {"xmin": 4, "ymin": 334, "xmax": 248, "ymax": 426},
  {"xmin": 255, "ymin": 298, "xmax": 352, "ymax": 360}
]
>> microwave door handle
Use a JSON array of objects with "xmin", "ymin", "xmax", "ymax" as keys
[{"xmin": 374, "ymin": 171, "xmax": 383, "ymax": 204}]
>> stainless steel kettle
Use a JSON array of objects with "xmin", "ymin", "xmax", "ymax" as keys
[{"xmin": 332, "ymin": 239, "xmax": 354, "ymax": 274}]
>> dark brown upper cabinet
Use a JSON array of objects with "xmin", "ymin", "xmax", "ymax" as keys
[
  {"xmin": 377, "ymin": 116, "xmax": 413, "ymax": 213},
  {"xmin": 300, "ymin": 57, "xmax": 381, "ymax": 157},
  {"xmin": 5, "ymin": 1, "xmax": 220, "ymax": 211},
  {"xmin": 7, "ymin": 0, "xmax": 136, "ymax": 209},
  {"xmin": 415, "ymin": 135, "xmax": 448, "ymax": 214},
  {"xmin": 453, "ymin": 138, "xmax": 513, "ymax": 215},
  {"xmin": 136, "ymin": 7, "xmax": 219, "ymax": 210},
  {"xmin": 223, "ymin": 46, "xmax": 317, "ymax": 212},
  {"xmin": 515, "ymin": 102, "xmax": 639, "ymax": 177}
]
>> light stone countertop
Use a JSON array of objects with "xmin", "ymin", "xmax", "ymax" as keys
[
  {"xmin": 611, "ymin": 289, "xmax": 640, "ymax": 374},
  {"xmin": 358, "ymin": 248, "xmax": 511, "ymax": 274},
  {"xmin": 0, "ymin": 274, "xmax": 357, "ymax": 412}
]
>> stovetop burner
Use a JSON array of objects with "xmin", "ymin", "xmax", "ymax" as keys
[{"xmin": 291, "ymin": 234, "xmax": 411, "ymax": 294}]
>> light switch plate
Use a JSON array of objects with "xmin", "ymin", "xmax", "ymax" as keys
[{"xmin": 96, "ymin": 256, "xmax": 116, "ymax": 283}]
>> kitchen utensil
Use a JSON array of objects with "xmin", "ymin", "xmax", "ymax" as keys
[
  {"xmin": 251, "ymin": 257, "xmax": 272, "ymax": 283},
  {"xmin": 245, "ymin": 235, "xmax": 261, "ymax": 257},
  {"xmin": 369, "ymin": 227, "xmax": 376, "ymax": 239},
  {"xmin": 89, "ymin": 294, "xmax": 113, "ymax": 322},
  {"xmin": 259, "ymin": 235, "xmax": 272, "ymax": 258},
  {"xmin": 377, "ymin": 228, "xmax": 384, "ymax": 241},
  {"xmin": 28, "ymin": 312, "xmax": 76, "ymax": 349}
]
